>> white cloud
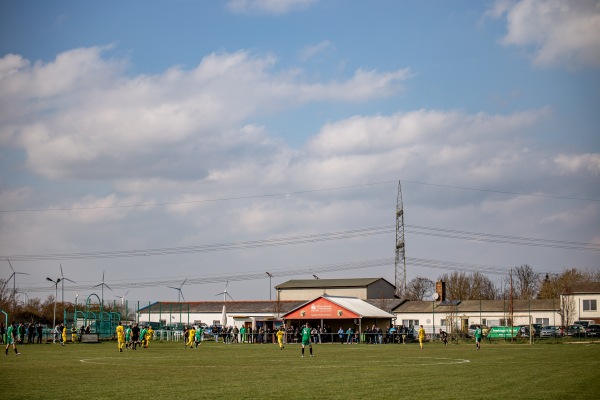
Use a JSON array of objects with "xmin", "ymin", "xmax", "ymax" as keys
[
  {"xmin": 488, "ymin": 0, "xmax": 600, "ymax": 68},
  {"xmin": 299, "ymin": 40, "xmax": 335, "ymax": 61},
  {"xmin": 227, "ymin": 0, "xmax": 316, "ymax": 14},
  {"xmin": 554, "ymin": 153, "xmax": 600, "ymax": 175},
  {"xmin": 0, "ymin": 48, "xmax": 409, "ymax": 181}
]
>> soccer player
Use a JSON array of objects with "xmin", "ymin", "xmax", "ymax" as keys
[
  {"xmin": 439, "ymin": 329, "xmax": 448, "ymax": 345},
  {"xmin": 418, "ymin": 325, "xmax": 425, "ymax": 350},
  {"xmin": 186, "ymin": 326, "xmax": 196, "ymax": 349},
  {"xmin": 475, "ymin": 325, "xmax": 482, "ymax": 350},
  {"xmin": 61, "ymin": 324, "xmax": 67, "ymax": 346},
  {"xmin": 116, "ymin": 322, "xmax": 125, "ymax": 352},
  {"xmin": 140, "ymin": 326, "xmax": 148, "ymax": 348},
  {"xmin": 300, "ymin": 323, "xmax": 314, "ymax": 358},
  {"xmin": 5, "ymin": 322, "xmax": 21, "ymax": 355},
  {"xmin": 276, "ymin": 327, "xmax": 285, "ymax": 350},
  {"xmin": 146, "ymin": 326, "xmax": 154, "ymax": 348},
  {"xmin": 125, "ymin": 325, "xmax": 132, "ymax": 349},
  {"xmin": 71, "ymin": 324, "xmax": 78, "ymax": 343},
  {"xmin": 131, "ymin": 323, "xmax": 140, "ymax": 350},
  {"xmin": 194, "ymin": 325, "xmax": 204, "ymax": 348}
]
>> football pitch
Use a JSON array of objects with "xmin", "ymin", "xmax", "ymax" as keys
[{"xmin": 1, "ymin": 340, "xmax": 598, "ymax": 399}]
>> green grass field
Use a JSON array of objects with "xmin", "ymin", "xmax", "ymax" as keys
[{"xmin": 1, "ymin": 339, "xmax": 598, "ymax": 399}]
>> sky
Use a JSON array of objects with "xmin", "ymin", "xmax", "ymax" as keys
[{"xmin": 1, "ymin": 0, "xmax": 599, "ymax": 306}]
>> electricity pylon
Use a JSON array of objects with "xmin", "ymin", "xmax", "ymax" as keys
[{"xmin": 394, "ymin": 181, "xmax": 406, "ymax": 298}]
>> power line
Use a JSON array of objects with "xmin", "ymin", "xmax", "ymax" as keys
[
  {"xmin": 0, "ymin": 226, "xmax": 394, "ymax": 261},
  {"xmin": 401, "ymin": 180, "xmax": 600, "ymax": 202},
  {"xmin": 3, "ymin": 223, "xmax": 597, "ymax": 263},
  {"xmin": 405, "ymin": 225, "xmax": 600, "ymax": 252},
  {"xmin": 1, "ymin": 179, "xmax": 597, "ymax": 213},
  {"xmin": 20, "ymin": 255, "xmax": 561, "ymax": 295}
]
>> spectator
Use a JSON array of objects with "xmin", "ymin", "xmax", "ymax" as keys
[
  {"xmin": 338, "ymin": 327, "xmax": 344, "ymax": 343},
  {"xmin": 27, "ymin": 323, "xmax": 35, "ymax": 344},
  {"xmin": 36, "ymin": 323, "xmax": 43, "ymax": 344},
  {"xmin": 18, "ymin": 323, "xmax": 25, "ymax": 344},
  {"xmin": 346, "ymin": 327, "xmax": 354, "ymax": 344}
]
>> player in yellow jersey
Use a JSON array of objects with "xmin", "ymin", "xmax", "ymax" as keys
[
  {"xmin": 146, "ymin": 326, "xmax": 154, "ymax": 348},
  {"xmin": 71, "ymin": 324, "xmax": 77, "ymax": 343},
  {"xmin": 186, "ymin": 326, "xmax": 196, "ymax": 348},
  {"xmin": 276, "ymin": 327, "xmax": 285, "ymax": 350},
  {"xmin": 61, "ymin": 325, "xmax": 67, "ymax": 345},
  {"xmin": 418, "ymin": 325, "xmax": 425, "ymax": 350},
  {"xmin": 116, "ymin": 322, "xmax": 125, "ymax": 352}
]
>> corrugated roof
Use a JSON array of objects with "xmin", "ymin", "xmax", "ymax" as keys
[
  {"xmin": 563, "ymin": 282, "xmax": 600, "ymax": 294},
  {"xmin": 324, "ymin": 295, "xmax": 395, "ymax": 318},
  {"xmin": 138, "ymin": 300, "xmax": 305, "ymax": 314},
  {"xmin": 282, "ymin": 295, "xmax": 395, "ymax": 319},
  {"xmin": 275, "ymin": 278, "xmax": 388, "ymax": 289},
  {"xmin": 393, "ymin": 299, "xmax": 560, "ymax": 313},
  {"xmin": 364, "ymin": 299, "xmax": 406, "ymax": 313}
]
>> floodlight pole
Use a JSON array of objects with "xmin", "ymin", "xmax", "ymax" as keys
[{"xmin": 266, "ymin": 272, "xmax": 273, "ymax": 301}]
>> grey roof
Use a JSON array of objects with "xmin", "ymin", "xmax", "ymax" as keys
[
  {"xmin": 365, "ymin": 299, "xmax": 406, "ymax": 313},
  {"xmin": 563, "ymin": 282, "xmax": 600, "ymax": 294},
  {"xmin": 275, "ymin": 278, "xmax": 391, "ymax": 289},
  {"xmin": 393, "ymin": 299, "xmax": 561, "ymax": 313},
  {"xmin": 138, "ymin": 300, "xmax": 305, "ymax": 314}
]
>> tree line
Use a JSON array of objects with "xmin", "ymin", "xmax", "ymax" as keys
[
  {"xmin": 0, "ymin": 282, "xmax": 126, "ymax": 326},
  {"xmin": 404, "ymin": 265, "xmax": 600, "ymax": 301}
]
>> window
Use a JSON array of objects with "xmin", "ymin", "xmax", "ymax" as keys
[
  {"xmin": 482, "ymin": 318, "xmax": 487, "ymax": 325},
  {"xmin": 440, "ymin": 319, "xmax": 447, "ymax": 326},
  {"xmin": 402, "ymin": 319, "xmax": 419, "ymax": 328},
  {"xmin": 536, "ymin": 318, "xmax": 549, "ymax": 325},
  {"xmin": 583, "ymin": 299, "xmax": 597, "ymax": 311}
]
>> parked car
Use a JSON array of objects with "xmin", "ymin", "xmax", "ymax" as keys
[
  {"xmin": 566, "ymin": 324, "xmax": 586, "ymax": 336},
  {"xmin": 585, "ymin": 324, "xmax": 600, "ymax": 337},
  {"xmin": 540, "ymin": 325, "xmax": 563, "ymax": 338},
  {"xmin": 518, "ymin": 325, "xmax": 531, "ymax": 337}
]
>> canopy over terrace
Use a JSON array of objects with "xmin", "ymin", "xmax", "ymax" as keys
[{"xmin": 282, "ymin": 294, "xmax": 395, "ymax": 333}]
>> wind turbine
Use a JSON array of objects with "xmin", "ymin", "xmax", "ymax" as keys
[
  {"xmin": 6, "ymin": 259, "xmax": 29, "ymax": 307},
  {"xmin": 216, "ymin": 281, "xmax": 234, "ymax": 301},
  {"xmin": 59, "ymin": 264, "xmax": 76, "ymax": 305},
  {"xmin": 93, "ymin": 270, "xmax": 112, "ymax": 309},
  {"xmin": 116, "ymin": 290, "xmax": 129, "ymax": 305},
  {"xmin": 168, "ymin": 279, "xmax": 187, "ymax": 302},
  {"xmin": 216, "ymin": 281, "xmax": 234, "ymax": 328},
  {"xmin": 19, "ymin": 287, "xmax": 30, "ymax": 305}
]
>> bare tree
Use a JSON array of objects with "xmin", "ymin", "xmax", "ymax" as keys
[
  {"xmin": 537, "ymin": 268, "xmax": 598, "ymax": 325},
  {"xmin": 437, "ymin": 271, "xmax": 498, "ymax": 300},
  {"xmin": 512, "ymin": 264, "xmax": 539, "ymax": 299},
  {"xmin": 538, "ymin": 268, "xmax": 596, "ymax": 299},
  {"xmin": 470, "ymin": 272, "xmax": 498, "ymax": 300},
  {"xmin": 406, "ymin": 276, "xmax": 434, "ymax": 300}
]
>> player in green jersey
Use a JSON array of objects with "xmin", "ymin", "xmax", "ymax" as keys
[
  {"xmin": 5, "ymin": 322, "xmax": 21, "ymax": 355},
  {"xmin": 301, "ymin": 323, "xmax": 314, "ymax": 358}
]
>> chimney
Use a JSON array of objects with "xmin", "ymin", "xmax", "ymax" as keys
[{"xmin": 436, "ymin": 281, "xmax": 446, "ymax": 302}]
